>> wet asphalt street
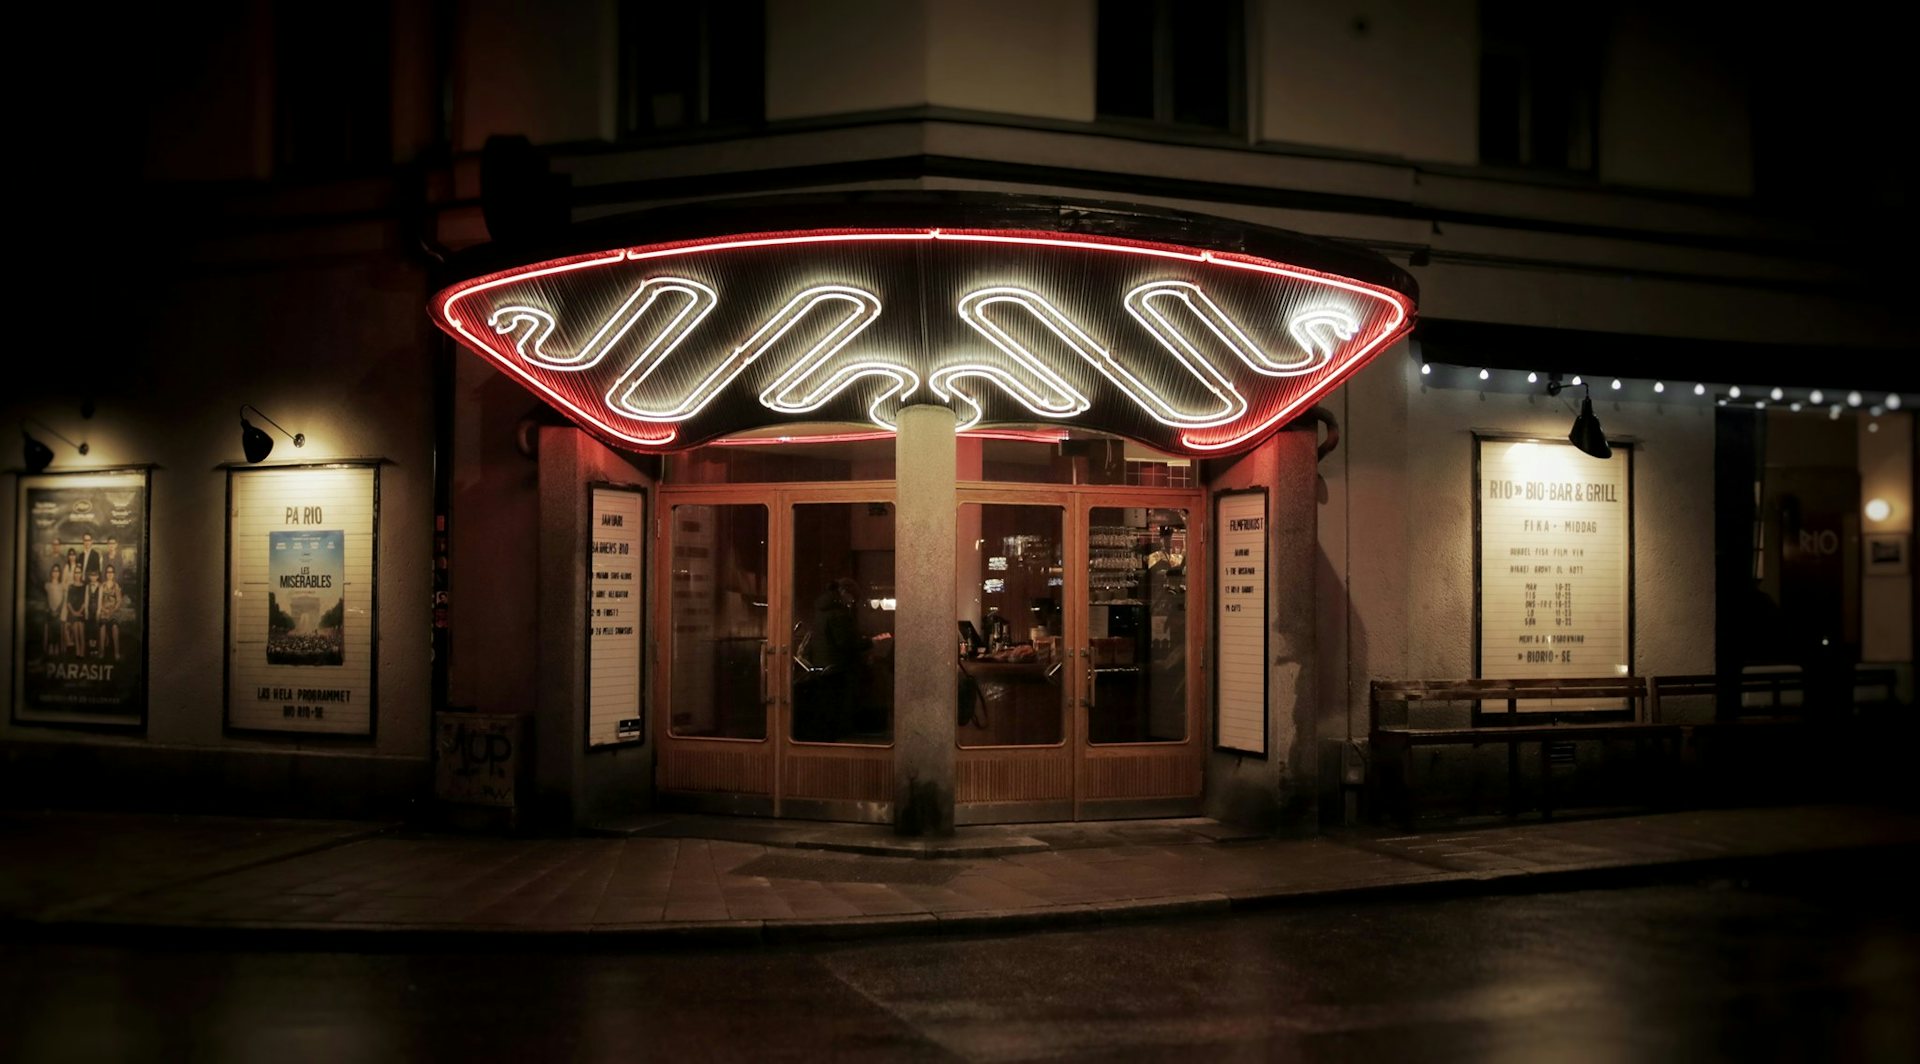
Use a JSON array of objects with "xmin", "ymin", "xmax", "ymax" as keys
[{"xmin": 4, "ymin": 859, "xmax": 1916, "ymax": 1063}]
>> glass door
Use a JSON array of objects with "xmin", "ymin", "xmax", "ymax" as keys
[
  {"xmin": 655, "ymin": 487, "xmax": 895, "ymax": 822},
  {"xmin": 779, "ymin": 493, "xmax": 896, "ymax": 821},
  {"xmin": 955, "ymin": 496, "xmax": 1075, "ymax": 822},
  {"xmin": 1077, "ymin": 499, "xmax": 1204, "ymax": 818},
  {"xmin": 954, "ymin": 489, "xmax": 1203, "ymax": 822},
  {"xmin": 657, "ymin": 496, "xmax": 777, "ymax": 807}
]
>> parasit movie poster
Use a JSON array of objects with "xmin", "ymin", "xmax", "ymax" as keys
[{"xmin": 13, "ymin": 470, "xmax": 149, "ymax": 728}]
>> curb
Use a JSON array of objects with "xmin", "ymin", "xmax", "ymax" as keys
[{"xmin": 9, "ymin": 841, "xmax": 1910, "ymax": 952}]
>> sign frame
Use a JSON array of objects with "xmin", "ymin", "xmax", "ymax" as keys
[
  {"xmin": 1212, "ymin": 486, "xmax": 1269, "ymax": 757},
  {"xmin": 1471, "ymin": 434, "xmax": 1636, "ymax": 722},
  {"xmin": 221, "ymin": 461, "xmax": 381, "ymax": 740},
  {"xmin": 586, "ymin": 482, "xmax": 647, "ymax": 751},
  {"xmin": 10, "ymin": 466, "xmax": 153, "ymax": 732}
]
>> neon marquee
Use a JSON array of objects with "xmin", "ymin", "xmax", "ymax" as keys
[{"xmin": 430, "ymin": 196, "xmax": 1417, "ymax": 455}]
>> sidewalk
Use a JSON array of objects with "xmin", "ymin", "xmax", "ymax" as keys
[{"xmin": 5, "ymin": 805, "xmax": 1917, "ymax": 946}]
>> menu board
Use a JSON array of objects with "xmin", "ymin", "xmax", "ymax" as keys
[
  {"xmin": 1477, "ymin": 439, "xmax": 1631, "ymax": 708},
  {"xmin": 226, "ymin": 465, "xmax": 377, "ymax": 736},
  {"xmin": 588, "ymin": 487, "xmax": 645, "ymax": 747},
  {"xmin": 1215, "ymin": 489, "xmax": 1267, "ymax": 755}
]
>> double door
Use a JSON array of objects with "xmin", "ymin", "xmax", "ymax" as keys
[
  {"xmin": 654, "ymin": 485, "xmax": 899, "ymax": 823},
  {"xmin": 955, "ymin": 487, "xmax": 1203, "ymax": 822}
]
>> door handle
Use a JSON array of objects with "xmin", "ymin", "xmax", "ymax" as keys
[{"xmin": 759, "ymin": 639, "xmax": 773, "ymax": 706}]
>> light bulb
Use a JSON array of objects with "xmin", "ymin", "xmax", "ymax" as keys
[
  {"xmin": 1729, "ymin": 386, "xmax": 1741, "ymax": 399},
  {"xmin": 1479, "ymin": 368, "xmax": 1490, "ymax": 381},
  {"xmin": 1420, "ymin": 363, "xmax": 1431, "ymax": 376},
  {"xmin": 1693, "ymin": 383, "xmax": 1706, "ymax": 396},
  {"xmin": 1810, "ymin": 389, "xmax": 1824, "ymax": 404},
  {"xmin": 1848, "ymin": 391, "xmax": 1863, "ymax": 407},
  {"xmin": 1654, "ymin": 381, "xmax": 1666, "ymax": 393},
  {"xmin": 1610, "ymin": 378, "xmax": 1622, "ymax": 390},
  {"xmin": 1830, "ymin": 405, "xmax": 1842, "ymax": 420},
  {"xmin": 1888, "ymin": 394, "xmax": 1903, "ymax": 410},
  {"xmin": 1756, "ymin": 400, "xmax": 1767, "ymax": 409},
  {"xmin": 1526, "ymin": 371, "xmax": 1538, "ymax": 384},
  {"xmin": 1571, "ymin": 375, "xmax": 1583, "ymax": 386},
  {"xmin": 1865, "ymin": 498, "xmax": 1892, "ymax": 522},
  {"xmin": 1770, "ymin": 387, "xmax": 1784, "ymax": 401},
  {"xmin": 1790, "ymin": 402, "xmax": 1802, "ymax": 412}
]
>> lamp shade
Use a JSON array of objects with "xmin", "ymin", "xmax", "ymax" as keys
[
  {"xmin": 240, "ymin": 418, "xmax": 275, "ymax": 463},
  {"xmin": 1569, "ymin": 396, "xmax": 1612, "ymax": 460},
  {"xmin": 23, "ymin": 432, "xmax": 53, "ymax": 473}
]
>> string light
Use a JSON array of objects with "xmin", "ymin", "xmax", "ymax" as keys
[
  {"xmin": 1790, "ymin": 402, "xmax": 1802, "ymax": 412},
  {"xmin": 1478, "ymin": 368, "xmax": 1490, "ymax": 381},
  {"xmin": 1888, "ymin": 394, "xmax": 1903, "ymax": 410},
  {"xmin": 1693, "ymin": 383, "xmax": 1706, "ymax": 396},
  {"xmin": 1653, "ymin": 381, "xmax": 1665, "ymax": 393},
  {"xmin": 1769, "ymin": 387, "xmax": 1784, "ymax": 401},
  {"xmin": 1830, "ymin": 405, "xmax": 1842, "ymax": 420},
  {"xmin": 1421, "ymin": 362, "xmax": 1431, "ymax": 375},
  {"xmin": 1729, "ymin": 386, "xmax": 1741, "ymax": 399},
  {"xmin": 1610, "ymin": 378, "xmax": 1622, "ymax": 390},
  {"xmin": 1848, "ymin": 391, "xmax": 1863, "ymax": 407},
  {"xmin": 1526, "ymin": 371, "xmax": 1538, "ymax": 384},
  {"xmin": 1810, "ymin": 389, "xmax": 1824, "ymax": 404}
]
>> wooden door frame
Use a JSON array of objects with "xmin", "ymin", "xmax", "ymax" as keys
[
  {"xmin": 653, "ymin": 481, "xmax": 898, "ymax": 821},
  {"xmin": 954, "ymin": 483, "xmax": 1206, "ymax": 822}
]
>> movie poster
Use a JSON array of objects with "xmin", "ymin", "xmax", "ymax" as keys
[
  {"xmin": 267, "ymin": 530, "xmax": 346, "ymax": 666},
  {"xmin": 225, "ymin": 465, "xmax": 377, "ymax": 736},
  {"xmin": 11, "ymin": 470, "xmax": 150, "ymax": 729}
]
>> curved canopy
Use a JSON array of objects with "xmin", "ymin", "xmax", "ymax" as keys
[{"xmin": 430, "ymin": 192, "xmax": 1417, "ymax": 455}]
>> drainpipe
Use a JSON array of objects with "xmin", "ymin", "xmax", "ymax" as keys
[{"xmin": 1301, "ymin": 405, "xmax": 1340, "ymax": 461}]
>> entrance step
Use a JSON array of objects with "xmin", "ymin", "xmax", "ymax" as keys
[{"xmin": 586, "ymin": 814, "xmax": 1263, "ymax": 859}]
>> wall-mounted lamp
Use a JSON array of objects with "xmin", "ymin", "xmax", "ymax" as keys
[
  {"xmin": 22, "ymin": 419, "xmax": 89, "ymax": 473},
  {"xmin": 1545, "ymin": 377, "xmax": 1613, "ymax": 460},
  {"xmin": 239, "ymin": 405, "xmax": 304, "ymax": 463}
]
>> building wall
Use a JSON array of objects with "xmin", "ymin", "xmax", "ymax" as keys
[
  {"xmin": 2, "ymin": 248, "xmax": 438, "ymax": 817},
  {"xmin": 1204, "ymin": 427, "xmax": 1322, "ymax": 827},
  {"xmin": 533, "ymin": 427, "xmax": 658, "ymax": 828},
  {"xmin": 766, "ymin": 0, "xmax": 930, "ymax": 119},
  {"xmin": 926, "ymin": 0, "xmax": 1096, "ymax": 122},
  {"xmin": 1317, "ymin": 345, "xmax": 1718, "ymax": 813},
  {"xmin": 1256, "ymin": 0, "xmax": 1477, "ymax": 164}
]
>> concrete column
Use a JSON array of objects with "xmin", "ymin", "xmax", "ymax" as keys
[{"xmin": 893, "ymin": 404, "xmax": 958, "ymax": 835}]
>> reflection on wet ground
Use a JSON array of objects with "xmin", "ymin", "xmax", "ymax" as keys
[{"xmin": 4, "ymin": 856, "xmax": 1916, "ymax": 1063}]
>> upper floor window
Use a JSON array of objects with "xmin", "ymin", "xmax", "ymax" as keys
[
  {"xmin": 274, "ymin": 1, "xmax": 392, "ymax": 177},
  {"xmin": 1096, "ymin": 0, "xmax": 1245, "ymax": 132},
  {"xmin": 619, "ymin": 0, "xmax": 765, "ymax": 135},
  {"xmin": 1477, "ymin": 1, "xmax": 1601, "ymax": 172}
]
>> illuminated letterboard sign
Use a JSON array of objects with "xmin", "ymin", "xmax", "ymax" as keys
[{"xmin": 431, "ymin": 205, "xmax": 1416, "ymax": 455}]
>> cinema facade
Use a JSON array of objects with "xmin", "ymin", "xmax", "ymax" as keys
[
  {"xmin": 4, "ymin": 8, "xmax": 1913, "ymax": 831},
  {"xmin": 415, "ymin": 191, "xmax": 1415, "ymax": 829}
]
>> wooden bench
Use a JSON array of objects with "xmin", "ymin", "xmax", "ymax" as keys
[{"xmin": 1369, "ymin": 677, "xmax": 1681, "ymax": 825}]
